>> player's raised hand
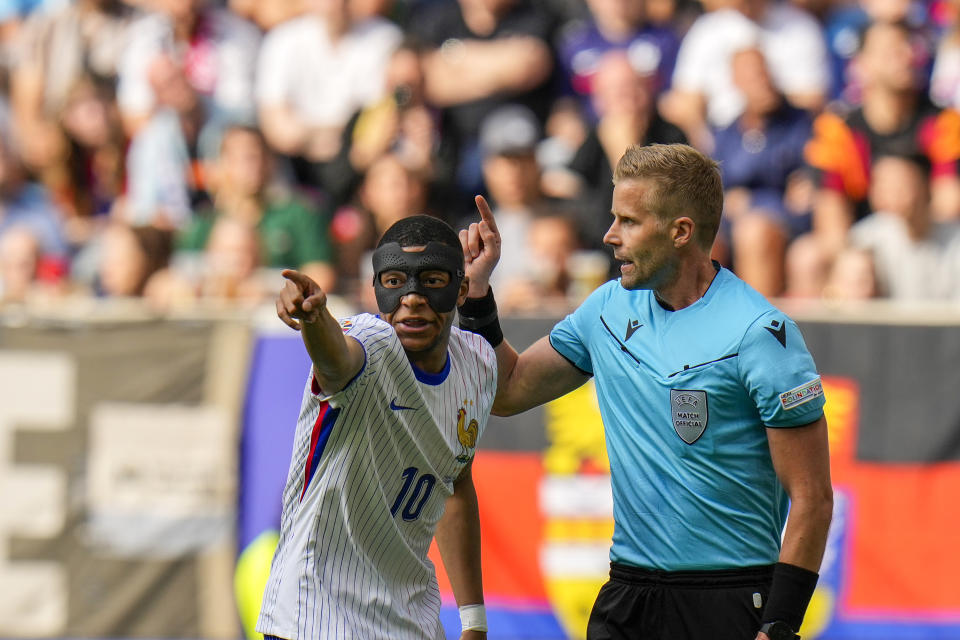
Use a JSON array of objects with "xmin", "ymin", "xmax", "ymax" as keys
[
  {"xmin": 458, "ymin": 195, "xmax": 501, "ymax": 297},
  {"xmin": 277, "ymin": 269, "xmax": 327, "ymax": 330}
]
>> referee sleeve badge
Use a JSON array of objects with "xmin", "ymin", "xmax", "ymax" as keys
[{"xmin": 779, "ymin": 378, "xmax": 824, "ymax": 411}]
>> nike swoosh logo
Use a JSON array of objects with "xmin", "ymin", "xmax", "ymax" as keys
[{"xmin": 390, "ymin": 398, "xmax": 417, "ymax": 411}]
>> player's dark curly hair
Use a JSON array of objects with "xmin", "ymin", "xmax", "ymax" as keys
[{"xmin": 377, "ymin": 215, "xmax": 464, "ymax": 267}]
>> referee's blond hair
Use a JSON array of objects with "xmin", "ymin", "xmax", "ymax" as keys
[{"xmin": 614, "ymin": 143, "xmax": 723, "ymax": 250}]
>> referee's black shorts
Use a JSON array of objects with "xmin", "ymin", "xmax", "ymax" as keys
[{"xmin": 586, "ymin": 562, "xmax": 774, "ymax": 640}]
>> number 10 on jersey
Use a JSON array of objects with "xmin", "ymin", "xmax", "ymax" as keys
[{"xmin": 390, "ymin": 466, "xmax": 436, "ymax": 521}]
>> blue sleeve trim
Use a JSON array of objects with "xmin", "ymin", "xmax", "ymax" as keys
[{"xmin": 765, "ymin": 409, "xmax": 825, "ymax": 429}]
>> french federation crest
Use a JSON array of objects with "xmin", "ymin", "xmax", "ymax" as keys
[
  {"xmin": 671, "ymin": 389, "xmax": 708, "ymax": 444},
  {"xmin": 456, "ymin": 403, "xmax": 479, "ymax": 463}
]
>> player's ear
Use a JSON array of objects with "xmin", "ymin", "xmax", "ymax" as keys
[
  {"xmin": 672, "ymin": 216, "xmax": 695, "ymax": 249},
  {"xmin": 457, "ymin": 274, "xmax": 470, "ymax": 306}
]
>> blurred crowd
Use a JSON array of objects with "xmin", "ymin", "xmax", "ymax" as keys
[{"xmin": 1, "ymin": 0, "xmax": 960, "ymax": 314}]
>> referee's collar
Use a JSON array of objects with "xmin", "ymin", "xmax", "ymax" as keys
[{"xmin": 653, "ymin": 261, "xmax": 723, "ymax": 312}]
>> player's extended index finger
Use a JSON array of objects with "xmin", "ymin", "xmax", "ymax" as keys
[
  {"xmin": 281, "ymin": 269, "xmax": 314, "ymax": 292},
  {"xmin": 474, "ymin": 195, "xmax": 499, "ymax": 235}
]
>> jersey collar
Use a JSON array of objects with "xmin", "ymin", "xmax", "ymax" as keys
[{"xmin": 411, "ymin": 353, "xmax": 451, "ymax": 385}]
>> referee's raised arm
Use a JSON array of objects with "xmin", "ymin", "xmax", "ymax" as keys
[{"xmin": 457, "ymin": 196, "xmax": 591, "ymax": 416}]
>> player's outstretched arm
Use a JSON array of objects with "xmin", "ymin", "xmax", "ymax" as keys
[
  {"xmin": 435, "ymin": 461, "xmax": 486, "ymax": 640},
  {"xmin": 276, "ymin": 269, "xmax": 364, "ymax": 394}
]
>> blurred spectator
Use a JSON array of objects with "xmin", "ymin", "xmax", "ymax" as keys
[
  {"xmin": 712, "ymin": 47, "xmax": 813, "ymax": 297},
  {"xmin": 147, "ymin": 216, "xmax": 274, "ymax": 308},
  {"xmin": 330, "ymin": 152, "xmax": 431, "ymax": 298},
  {"xmin": 256, "ymin": 0, "xmax": 401, "ymax": 203},
  {"xmin": 662, "ymin": 0, "xmax": 828, "ymax": 149},
  {"xmin": 347, "ymin": 42, "xmax": 437, "ymax": 174},
  {"xmin": 539, "ymin": 97, "xmax": 589, "ymax": 156},
  {"xmin": 537, "ymin": 96, "xmax": 589, "ymax": 198},
  {"xmin": 783, "ymin": 232, "xmax": 832, "ymax": 298},
  {"xmin": 229, "ymin": 0, "xmax": 308, "ymax": 30},
  {"xmin": 821, "ymin": 245, "xmax": 880, "ymax": 300},
  {"xmin": 117, "ymin": 0, "xmax": 260, "ymax": 135},
  {"xmin": 790, "ymin": 0, "xmax": 834, "ymax": 22},
  {"xmin": 45, "ymin": 77, "xmax": 126, "ymax": 249},
  {"xmin": 649, "ymin": 0, "xmax": 702, "ymax": 33},
  {"xmin": 195, "ymin": 216, "xmax": 269, "ymax": 303},
  {"xmin": 123, "ymin": 54, "xmax": 213, "ymax": 229},
  {"xmin": 562, "ymin": 51, "xmax": 685, "ymax": 255},
  {"xmin": 328, "ymin": 40, "xmax": 459, "ymax": 212},
  {"xmin": 349, "ymin": 0, "xmax": 395, "ymax": 21},
  {"xmin": 555, "ymin": 0, "xmax": 680, "ymax": 119},
  {"xmin": 9, "ymin": 0, "xmax": 132, "ymax": 173},
  {"xmin": 476, "ymin": 104, "xmax": 580, "ymax": 311},
  {"xmin": 0, "ymin": 0, "xmax": 63, "ymax": 58},
  {"xmin": 408, "ymin": 0, "xmax": 555, "ymax": 194},
  {"xmin": 97, "ymin": 221, "xmax": 173, "ymax": 297},
  {"xmin": 805, "ymin": 21, "xmax": 960, "ymax": 257},
  {"xmin": 849, "ymin": 154, "xmax": 960, "ymax": 300},
  {"xmin": 0, "ymin": 225, "xmax": 41, "ymax": 303},
  {"xmin": 929, "ymin": 0, "xmax": 960, "ymax": 109},
  {"xmin": 824, "ymin": 0, "xmax": 933, "ymax": 104},
  {"xmin": 0, "ymin": 131, "xmax": 69, "ymax": 268},
  {"xmin": 520, "ymin": 213, "xmax": 581, "ymax": 311},
  {"xmin": 177, "ymin": 124, "xmax": 336, "ymax": 291}
]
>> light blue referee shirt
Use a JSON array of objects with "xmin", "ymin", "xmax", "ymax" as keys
[{"xmin": 550, "ymin": 265, "xmax": 826, "ymax": 571}]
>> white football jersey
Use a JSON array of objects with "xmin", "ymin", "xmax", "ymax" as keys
[{"xmin": 257, "ymin": 313, "xmax": 497, "ymax": 640}]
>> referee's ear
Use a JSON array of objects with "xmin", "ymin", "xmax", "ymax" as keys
[{"xmin": 671, "ymin": 216, "xmax": 696, "ymax": 249}]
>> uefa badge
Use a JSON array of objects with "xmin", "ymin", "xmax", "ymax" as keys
[{"xmin": 671, "ymin": 389, "xmax": 708, "ymax": 444}]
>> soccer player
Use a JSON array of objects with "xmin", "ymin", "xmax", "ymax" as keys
[
  {"xmin": 458, "ymin": 144, "xmax": 833, "ymax": 640},
  {"xmin": 258, "ymin": 215, "xmax": 496, "ymax": 640}
]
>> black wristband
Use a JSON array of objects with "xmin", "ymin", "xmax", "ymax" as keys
[
  {"xmin": 458, "ymin": 287, "xmax": 503, "ymax": 348},
  {"xmin": 761, "ymin": 562, "xmax": 819, "ymax": 630}
]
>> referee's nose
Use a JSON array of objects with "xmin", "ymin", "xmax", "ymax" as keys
[{"xmin": 603, "ymin": 219, "xmax": 621, "ymax": 248}]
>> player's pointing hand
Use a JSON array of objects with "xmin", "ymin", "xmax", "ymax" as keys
[{"xmin": 277, "ymin": 269, "xmax": 327, "ymax": 330}]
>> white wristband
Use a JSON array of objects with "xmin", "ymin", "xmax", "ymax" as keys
[{"xmin": 459, "ymin": 604, "xmax": 488, "ymax": 632}]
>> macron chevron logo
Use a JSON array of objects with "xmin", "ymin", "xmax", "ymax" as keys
[{"xmin": 764, "ymin": 319, "xmax": 787, "ymax": 348}]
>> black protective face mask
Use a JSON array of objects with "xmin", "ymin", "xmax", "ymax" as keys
[{"xmin": 372, "ymin": 242, "xmax": 465, "ymax": 314}]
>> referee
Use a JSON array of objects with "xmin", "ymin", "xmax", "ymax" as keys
[{"xmin": 458, "ymin": 144, "xmax": 832, "ymax": 640}]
